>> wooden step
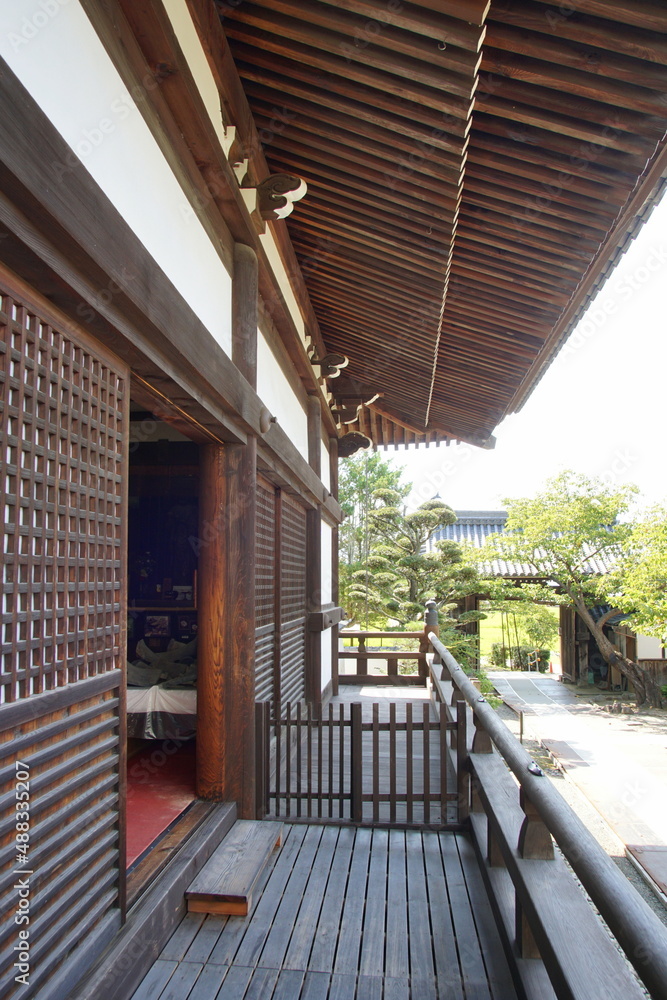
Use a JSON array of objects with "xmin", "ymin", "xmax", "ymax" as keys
[{"xmin": 185, "ymin": 819, "xmax": 283, "ymax": 916}]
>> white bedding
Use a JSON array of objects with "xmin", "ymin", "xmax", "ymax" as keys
[{"xmin": 126, "ymin": 686, "xmax": 197, "ymax": 715}]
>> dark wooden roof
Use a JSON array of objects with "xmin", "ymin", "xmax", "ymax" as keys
[{"xmin": 220, "ymin": 0, "xmax": 667, "ymax": 449}]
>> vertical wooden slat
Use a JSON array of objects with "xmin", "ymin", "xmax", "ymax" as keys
[
  {"xmin": 372, "ymin": 702, "xmax": 380, "ymax": 823},
  {"xmin": 317, "ymin": 702, "xmax": 323, "ymax": 820},
  {"xmin": 389, "ymin": 702, "xmax": 397, "ymax": 824},
  {"xmin": 440, "ymin": 702, "xmax": 448, "ymax": 826},
  {"xmin": 328, "ymin": 703, "xmax": 334, "ymax": 819},
  {"xmin": 275, "ymin": 698, "xmax": 281, "ymax": 816},
  {"xmin": 296, "ymin": 701, "xmax": 303, "ymax": 818},
  {"xmin": 307, "ymin": 701, "xmax": 313, "ymax": 818},
  {"xmin": 406, "ymin": 702, "xmax": 414, "ymax": 825},
  {"xmin": 285, "ymin": 701, "xmax": 292, "ymax": 818},
  {"xmin": 351, "ymin": 702, "xmax": 363, "ymax": 823},
  {"xmin": 423, "ymin": 702, "xmax": 431, "ymax": 825},
  {"xmin": 339, "ymin": 703, "xmax": 345, "ymax": 819},
  {"xmin": 457, "ymin": 701, "xmax": 469, "ymax": 823}
]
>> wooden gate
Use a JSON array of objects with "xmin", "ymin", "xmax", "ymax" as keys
[
  {"xmin": 0, "ymin": 271, "xmax": 128, "ymax": 998},
  {"xmin": 256, "ymin": 700, "xmax": 462, "ymax": 828}
]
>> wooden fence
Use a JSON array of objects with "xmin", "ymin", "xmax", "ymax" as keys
[
  {"xmin": 256, "ymin": 700, "xmax": 461, "ymax": 827},
  {"xmin": 337, "ymin": 630, "xmax": 428, "ymax": 685}
]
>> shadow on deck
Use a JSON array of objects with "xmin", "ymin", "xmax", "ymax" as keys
[{"xmin": 129, "ymin": 823, "xmax": 516, "ymax": 1000}]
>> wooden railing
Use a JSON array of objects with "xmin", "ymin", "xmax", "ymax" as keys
[
  {"xmin": 256, "ymin": 699, "xmax": 459, "ymax": 827},
  {"xmin": 428, "ymin": 632, "xmax": 667, "ymax": 1000},
  {"xmin": 338, "ymin": 630, "xmax": 429, "ymax": 685}
]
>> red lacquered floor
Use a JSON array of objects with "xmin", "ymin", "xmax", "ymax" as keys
[{"xmin": 126, "ymin": 740, "xmax": 197, "ymax": 868}]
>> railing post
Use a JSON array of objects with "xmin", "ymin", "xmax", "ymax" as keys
[
  {"xmin": 456, "ymin": 700, "xmax": 469, "ymax": 823},
  {"xmin": 358, "ymin": 637, "xmax": 368, "ymax": 677},
  {"xmin": 422, "ymin": 600, "xmax": 439, "ymax": 678},
  {"xmin": 350, "ymin": 702, "xmax": 363, "ymax": 822},
  {"xmin": 518, "ymin": 787, "xmax": 554, "ymax": 860},
  {"xmin": 516, "ymin": 787, "xmax": 554, "ymax": 960},
  {"xmin": 472, "ymin": 713, "xmax": 493, "ymax": 754}
]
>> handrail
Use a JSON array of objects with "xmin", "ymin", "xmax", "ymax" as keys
[{"xmin": 429, "ymin": 631, "xmax": 667, "ymax": 1000}]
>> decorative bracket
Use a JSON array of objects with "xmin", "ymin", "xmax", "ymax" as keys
[
  {"xmin": 256, "ymin": 173, "xmax": 307, "ymax": 221},
  {"xmin": 309, "ymin": 351, "xmax": 349, "ymax": 380},
  {"xmin": 338, "ymin": 432, "xmax": 372, "ymax": 457}
]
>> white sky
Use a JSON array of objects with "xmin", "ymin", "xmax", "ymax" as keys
[{"xmin": 388, "ymin": 193, "xmax": 667, "ymax": 513}]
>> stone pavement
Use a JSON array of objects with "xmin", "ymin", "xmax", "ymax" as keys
[{"xmin": 488, "ymin": 670, "xmax": 667, "ymax": 896}]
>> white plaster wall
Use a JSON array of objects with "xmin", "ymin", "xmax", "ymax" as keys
[
  {"xmin": 321, "ymin": 435, "xmax": 331, "ymax": 492},
  {"xmin": 0, "ymin": 0, "xmax": 232, "ymax": 354},
  {"xmin": 257, "ymin": 327, "xmax": 308, "ymax": 459},
  {"xmin": 637, "ymin": 634, "xmax": 664, "ymax": 659},
  {"xmin": 321, "ymin": 521, "xmax": 333, "ymax": 605},
  {"xmin": 162, "ymin": 0, "xmax": 227, "ymax": 151},
  {"xmin": 321, "ymin": 630, "xmax": 332, "ymax": 694},
  {"xmin": 260, "ymin": 228, "xmax": 308, "ymax": 350}
]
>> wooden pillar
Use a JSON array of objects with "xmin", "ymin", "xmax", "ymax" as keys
[
  {"xmin": 197, "ymin": 242, "xmax": 258, "ymax": 816},
  {"xmin": 330, "ymin": 436, "xmax": 340, "ymax": 696},
  {"xmin": 306, "ymin": 395, "xmax": 322, "ymax": 706}
]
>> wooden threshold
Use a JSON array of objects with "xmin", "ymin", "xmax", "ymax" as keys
[{"xmin": 127, "ymin": 800, "xmax": 217, "ymax": 911}]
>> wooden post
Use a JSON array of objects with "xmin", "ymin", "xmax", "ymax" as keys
[
  {"xmin": 421, "ymin": 599, "xmax": 439, "ymax": 678},
  {"xmin": 456, "ymin": 700, "xmax": 469, "ymax": 823},
  {"xmin": 255, "ymin": 701, "xmax": 269, "ymax": 819},
  {"xmin": 518, "ymin": 787, "xmax": 554, "ymax": 860},
  {"xmin": 330, "ymin": 436, "xmax": 340, "ymax": 696},
  {"xmin": 197, "ymin": 242, "xmax": 258, "ymax": 816},
  {"xmin": 306, "ymin": 396, "xmax": 322, "ymax": 706},
  {"xmin": 471, "ymin": 714, "xmax": 493, "ymax": 754},
  {"xmin": 350, "ymin": 701, "xmax": 363, "ymax": 822}
]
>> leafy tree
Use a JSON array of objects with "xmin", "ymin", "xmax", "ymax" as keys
[
  {"xmin": 477, "ymin": 471, "xmax": 663, "ymax": 708},
  {"xmin": 618, "ymin": 506, "xmax": 667, "ymax": 638},
  {"xmin": 343, "ymin": 490, "xmax": 482, "ymax": 661},
  {"xmin": 338, "ymin": 453, "xmax": 411, "ymax": 566}
]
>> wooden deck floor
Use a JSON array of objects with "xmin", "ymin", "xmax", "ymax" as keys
[{"xmin": 129, "ymin": 823, "xmax": 518, "ymax": 1000}]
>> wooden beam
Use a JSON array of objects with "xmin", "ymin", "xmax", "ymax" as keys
[{"xmin": 232, "ymin": 243, "xmax": 259, "ymax": 389}]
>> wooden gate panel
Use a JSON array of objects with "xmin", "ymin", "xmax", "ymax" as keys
[{"xmin": 0, "ymin": 273, "xmax": 128, "ymax": 998}]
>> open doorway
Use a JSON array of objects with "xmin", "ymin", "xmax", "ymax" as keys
[{"xmin": 125, "ymin": 406, "xmax": 200, "ymax": 872}]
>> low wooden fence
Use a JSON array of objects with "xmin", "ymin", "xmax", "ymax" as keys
[
  {"xmin": 255, "ymin": 699, "xmax": 460, "ymax": 827},
  {"xmin": 338, "ymin": 630, "xmax": 428, "ymax": 685},
  {"xmin": 429, "ymin": 632, "xmax": 667, "ymax": 1000}
]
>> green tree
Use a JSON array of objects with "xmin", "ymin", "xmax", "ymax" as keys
[
  {"xmin": 338, "ymin": 453, "xmax": 411, "ymax": 566},
  {"xmin": 344, "ymin": 491, "xmax": 482, "ymax": 661},
  {"xmin": 618, "ymin": 506, "xmax": 667, "ymax": 638},
  {"xmin": 478, "ymin": 471, "xmax": 663, "ymax": 707}
]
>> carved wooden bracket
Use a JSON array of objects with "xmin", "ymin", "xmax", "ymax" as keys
[
  {"xmin": 257, "ymin": 173, "xmax": 307, "ymax": 220},
  {"xmin": 338, "ymin": 432, "xmax": 372, "ymax": 457},
  {"xmin": 310, "ymin": 352, "xmax": 349, "ymax": 379}
]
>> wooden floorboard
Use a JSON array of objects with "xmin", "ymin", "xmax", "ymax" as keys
[{"xmin": 131, "ymin": 824, "xmax": 518, "ymax": 1000}]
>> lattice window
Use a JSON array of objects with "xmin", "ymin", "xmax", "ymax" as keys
[{"xmin": 0, "ymin": 281, "xmax": 127, "ymax": 702}]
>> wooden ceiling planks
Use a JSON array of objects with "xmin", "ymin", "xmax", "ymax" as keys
[{"xmin": 220, "ymin": 0, "xmax": 667, "ymax": 449}]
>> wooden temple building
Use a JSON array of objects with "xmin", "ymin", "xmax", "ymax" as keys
[{"xmin": 1, "ymin": 2, "xmax": 667, "ymax": 999}]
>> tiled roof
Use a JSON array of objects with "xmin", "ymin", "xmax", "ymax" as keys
[{"xmin": 431, "ymin": 510, "xmax": 613, "ymax": 579}]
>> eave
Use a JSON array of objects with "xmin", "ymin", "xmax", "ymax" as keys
[{"xmin": 218, "ymin": 0, "xmax": 667, "ymax": 449}]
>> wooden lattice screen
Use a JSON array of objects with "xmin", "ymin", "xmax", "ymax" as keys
[
  {"xmin": 255, "ymin": 476, "xmax": 276, "ymax": 704},
  {"xmin": 1, "ymin": 279, "xmax": 127, "ymax": 700},
  {"xmin": 280, "ymin": 492, "xmax": 307, "ymax": 709},
  {"xmin": 0, "ymin": 270, "xmax": 128, "ymax": 998}
]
